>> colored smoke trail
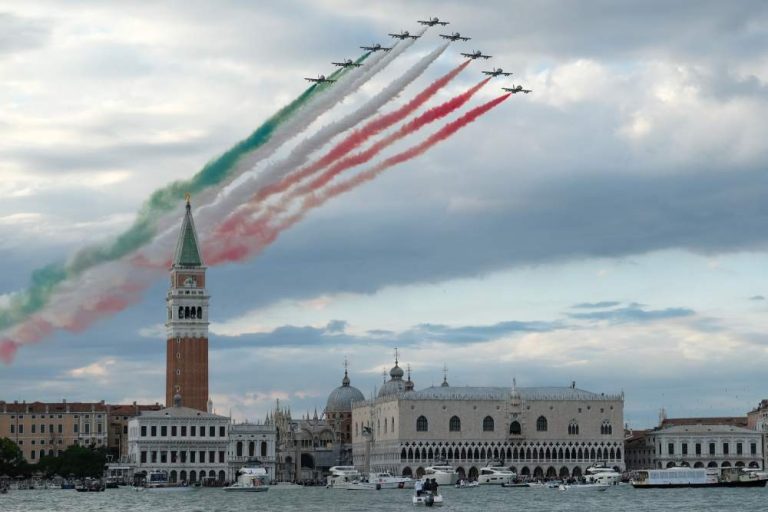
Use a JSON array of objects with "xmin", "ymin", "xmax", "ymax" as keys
[
  {"xmin": 193, "ymin": 39, "xmax": 442, "ymax": 243},
  {"xmin": 216, "ymin": 77, "xmax": 490, "ymax": 239},
  {"xmin": 206, "ymin": 94, "xmax": 511, "ymax": 266},
  {"xmin": 0, "ymin": 53, "xmax": 371, "ymax": 334},
  {"xmin": 226, "ymin": 59, "xmax": 473, "ymax": 227}
]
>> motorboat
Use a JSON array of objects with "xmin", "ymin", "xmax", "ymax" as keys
[
  {"xmin": 455, "ymin": 479, "xmax": 479, "ymax": 488},
  {"xmin": 368, "ymin": 472, "xmax": 415, "ymax": 489},
  {"xmin": 558, "ymin": 482, "xmax": 609, "ymax": 491},
  {"xmin": 224, "ymin": 466, "xmax": 269, "ymax": 492},
  {"xmin": 501, "ymin": 482, "xmax": 530, "ymax": 488},
  {"xmin": 75, "ymin": 479, "xmax": 105, "ymax": 492},
  {"xmin": 477, "ymin": 464, "xmax": 516, "ymax": 485},
  {"xmin": 585, "ymin": 464, "xmax": 621, "ymax": 485},
  {"xmin": 422, "ymin": 465, "xmax": 458, "ymax": 486},
  {"xmin": 413, "ymin": 490, "xmax": 443, "ymax": 506},
  {"xmin": 326, "ymin": 466, "xmax": 362, "ymax": 489}
]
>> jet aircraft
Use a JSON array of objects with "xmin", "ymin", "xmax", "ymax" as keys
[
  {"xmin": 332, "ymin": 59, "xmax": 362, "ymax": 68},
  {"xmin": 305, "ymin": 75, "xmax": 335, "ymax": 83},
  {"xmin": 418, "ymin": 17, "xmax": 449, "ymax": 26},
  {"xmin": 482, "ymin": 68, "xmax": 512, "ymax": 77},
  {"xmin": 389, "ymin": 30, "xmax": 420, "ymax": 40},
  {"xmin": 461, "ymin": 50, "xmax": 492, "ymax": 60},
  {"xmin": 360, "ymin": 43, "xmax": 391, "ymax": 52},
  {"xmin": 502, "ymin": 85, "xmax": 532, "ymax": 94},
  {"xmin": 440, "ymin": 32, "xmax": 471, "ymax": 41}
]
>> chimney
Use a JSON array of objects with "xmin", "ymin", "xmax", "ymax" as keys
[{"xmin": 63, "ymin": 398, "xmax": 67, "ymax": 404}]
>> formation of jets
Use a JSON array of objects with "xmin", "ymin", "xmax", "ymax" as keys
[
  {"xmin": 418, "ymin": 17, "xmax": 449, "ymax": 26},
  {"xmin": 305, "ymin": 74, "xmax": 335, "ymax": 84},
  {"xmin": 440, "ymin": 32, "xmax": 471, "ymax": 42},
  {"xmin": 332, "ymin": 59, "xmax": 362, "ymax": 68},
  {"xmin": 389, "ymin": 30, "xmax": 421, "ymax": 40},
  {"xmin": 503, "ymin": 85, "xmax": 532, "ymax": 94},
  {"xmin": 482, "ymin": 68, "xmax": 512, "ymax": 77},
  {"xmin": 461, "ymin": 50, "xmax": 492, "ymax": 60},
  {"xmin": 303, "ymin": 17, "xmax": 532, "ymax": 95},
  {"xmin": 360, "ymin": 43, "xmax": 391, "ymax": 52}
]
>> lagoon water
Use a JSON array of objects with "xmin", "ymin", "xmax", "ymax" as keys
[{"xmin": 2, "ymin": 485, "xmax": 766, "ymax": 512}]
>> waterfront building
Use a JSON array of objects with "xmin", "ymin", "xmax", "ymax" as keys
[
  {"xmin": 166, "ymin": 196, "xmax": 210, "ymax": 411},
  {"xmin": 0, "ymin": 399, "xmax": 161, "ymax": 463},
  {"xmin": 127, "ymin": 395, "xmax": 231, "ymax": 484},
  {"xmin": 228, "ymin": 420, "xmax": 278, "ymax": 480},
  {"xmin": 624, "ymin": 429, "xmax": 654, "ymax": 471},
  {"xmin": 272, "ymin": 366, "xmax": 364, "ymax": 482},
  {"xmin": 747, "ymin": 400, "xmax": 768, "ymax": 470},
  {"xmin": 351, "ymin": 356, "xmax": 625, "ymax": 480},
  {"xmin": 644, "ymin": 420, "xmax": 763, "ymax": 470}
]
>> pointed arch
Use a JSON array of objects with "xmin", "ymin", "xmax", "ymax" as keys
[
  {"xmin": 509, "ymin": 421, "xmax": 522, "ymax": 435},
  {"xmin": 536, "ymin": 416, "xmax": 548, "ymax": 432},
  {"xmin": 483, "ymin": 416, "xmax": 495, "ymax": 432}
]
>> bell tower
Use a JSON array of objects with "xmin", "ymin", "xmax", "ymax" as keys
[{"xmin": 165, "ymin": 196, "xmax": 209, "ymax": 411}]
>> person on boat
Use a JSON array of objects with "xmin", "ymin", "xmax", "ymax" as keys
[
  {"xmin": 431, "ymin": 479, "xmax": 439, "ymax": 495},
  {"xmin": 415, "ymin": 479, "xmax": 423, "ymax": 496}
]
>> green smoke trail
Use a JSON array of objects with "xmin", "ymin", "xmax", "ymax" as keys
[{"xmin": 0, "ymin": 52, "xmax": 371, "ymax": 331}]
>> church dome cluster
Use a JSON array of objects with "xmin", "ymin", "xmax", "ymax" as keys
[
  {"xmin": 325, "ymin": 369, "xmax": 365, "ymax": 413},
  {"xmin": 378, "ymin": 358, "xmax": 408, "ymax": 398}
]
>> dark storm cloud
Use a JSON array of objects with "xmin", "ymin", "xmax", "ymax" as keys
[
  {"xmin": 749, "ymin": 295, "xmax": 765, "ymax": 301},
  {"xmin": 0, "ymin": 13, "xmax": 48, "ymax": 55}
]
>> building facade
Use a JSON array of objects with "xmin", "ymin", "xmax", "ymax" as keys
[
  {"xmin": 0, "ymin": 400, "xmax": 162, "ymax": 463},
  {"xmin": 352, "ymin": 359, "xmax": 625, "ymax": 480},
  {"xmin": 127, "ymin": 397, "xmax": 231, "ymax": 484},
  {"xmin": 645, "ymin": 423, "xmax": 763, "ymax": 470},
  {"xmin": 747, "ymin": 400, "xmax": 768, "ymax": 470},
  {"xmin": 228, "ymin": 421, "xmax": 278, "ymax": 481},
  {"xmin": 166, "ymin": 198, "xmax": 210, "ymax": 411}
]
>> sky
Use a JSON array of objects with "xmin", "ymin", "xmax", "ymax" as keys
[{"xmin": 1, "ymin": 0, "xmax": 768, "ymax": 429}]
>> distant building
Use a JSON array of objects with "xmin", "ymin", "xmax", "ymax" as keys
[
  {"xmin": 625, "ymin": 415, "xmax": 763, "ymax": 471},
  {"xmin": 272, "ymin": 365, "xmax": 364, "ymax": 482},
  {"xmin": 351, "ymin": 355, "xmax": 625, "ymax": 480},
  {"xmin": 229, "ymin": 420, "xmax": 278, "ymax": 481},
  {"xmin": 127, "ymin": 396, "xmax": 231, "ymax": 484},
  {"xmin": 0, "ymin": 400, "xmax": 162, "ymax": 463},
  {"xmin": 746, "ymin": 400, "xmax": 768, "ymax": 470}
]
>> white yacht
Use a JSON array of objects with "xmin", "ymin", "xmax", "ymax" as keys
[
  {"xmin": 367, "ymin": 472, "xmax": 415, "ymax": 489},
  {"xmin": 422, "ymin": 465, "xmax": 458, "ymax": 486},
  {"xmin": 585, "ymin": 465, "xmax": 621, "ymax": 485},
  {"xmin": 224, "ymin": 466, "xmax": 269, "ymax": 492},
  {"xmin": 413, "ymin": 490, "xmax": 444, "ymax": 506},
  {"xmin": 477, "ymin": 465, "xmax": 516, "ymax": 485},
  {"xmin": 326, "ymin": 466, "xmax": 362, "ymax": 489}
]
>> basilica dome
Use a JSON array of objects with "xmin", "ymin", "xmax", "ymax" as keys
[
  {"xmin": 378, "ymin": 360, "xmax": 406, "ymax": 398},
  {"xmin": 326, "ymin": 370, "xmax": 365, "ymax": 413}
]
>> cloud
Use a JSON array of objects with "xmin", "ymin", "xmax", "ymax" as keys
[
  {"xmin": 0, "ymin": 13, "xmax": 48, "ymax": 55},
  {"xmin": 569, "ymin": 303, "xmax": 695, "ymax": 323},
  {"xmin": 749, "ymin": 295, "xmax": 765, "ymax": 301},
  {"xmin": 572, "ymin": 301, "xmax": 622, "ymax": 309},
  {"xmin": 67, "ymin": 358, "xmax": 116, "ymax": 378}
]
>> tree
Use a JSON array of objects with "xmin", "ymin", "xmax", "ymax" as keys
[{"xmin": 0, "ymin": 437, "xmax": 26, "ymax": 476}]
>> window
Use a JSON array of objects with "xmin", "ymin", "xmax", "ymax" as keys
[
  {"xmin": 30, "ymin": 450, "xmax": 36, "ymax": 460},
  {"xmin": 209, "ymin": 426, "xmax": 215, "ymax": 437},
  {"xmin": 737, "ymin": 443, "xmax": 743, "ymax": 455},
  {"xmin": 73, "ymin": 424, "xmax": 78, "ymax": 434},
  {"xmin": 601, "ymin": 420, "xmax": 612, "ymax": 435},
  {"xmin": 58, "ymin": 424, "xmax": 63, "ymax": 434},
  {"xmin": 209, "ymin": 451, "xmax": 215, "ymax": 464},
  {"xmin": 181, "ymin": 426, "xmax": 187, "ymax": 437},
  {"xmin": 695, "ymin": 443, "xmax": 701, "ymax": 455},
  {"xmin": 568, "ymin": 421, "xmax": 579, "ymax": 435},
  {"xmin": 668, "ymin": 443, "xmax": 674, "ymax": 455},
  {"xmin": 751, "ymin": 443, "xmax": 757, "ymax": 455},
  {"xmin": 219, "ymin": 451, "xmax": 225, "ymax": 463},
  {"xmin": 40, "ymin": 424, "xmax": 45, "ymax": 433},
  {"xmin": 161, "ymin": 426, "xmax": 167, "ymax": 437},
  {"xmin": 97, "ymin": 423, "xmax": 102, "ymax": 434},
  {"xmin": 10, "ymin": 425, "xmax": 14, "ymax": 434},
  {"xmin": 709, "ymin": 443, "xmax": 716, "ymax": 455},
  {"xmin": 536, "ymin": 416, "xmax": 548, "ymax": 432},
  {"xmin": 416, "ymin": 416, "xmax": 428, "ymax": 432},
  {"xmin": 449, "ymin": 416, "xmax": 461, "ymax": 432},
  {"xmin": 191, "ymin": 426, "xmax": 196, "ymax": 436},
  {"xmin": 509, "ymin": 421, "xmax": 522, "ymax": 435},
  {"xmin": 172, "ymin": 426, "xmax": 177, "ymax": 436},
  {"xmin": 190, "ymin": 451, "xmax": 196, "ymax": 463},
  {"xmin": 482, "ymin": 416, "xmax": 494, "ymax": 432},
  {"xmin": 32, "ymin": 424, "xmax": 36, "ymax": 434},
  {"xmin": 219, "ymin": 426, "xmax": 225, "ymax": 437},
  {"xmin": 84, "ymin": 423, "xmax": 90, "ymax": 434},
  {"xmin": 161, "ymin": 451, "xmax": 167, "ymax": 464},
  {"xmin": 682, "ymin": 443, "xmax": 688, "ymax": 455},
  {"xmin": 261, "ymin": 442, "xmax": 267, "ymax": 457},
  {"xmin": 723, "ymin": 443, "xmax": 729, "ymax": 455},
  {"xmin": 151, "ymin": 426, "xmax": 157, "ymax": 437},
  {"xmin": 141, "ymin": 451, "xmax": 147, "ymax": 463},
  {"xmin": 141, "ymin": 426, "xmax": 147, "ymax": 437}
]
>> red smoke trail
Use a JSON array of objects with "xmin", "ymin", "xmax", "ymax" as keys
[
  {"xmin": 216, "ymin": 60, "xmax": 471, "ymax": 236},
  {"xmin": 0, "ymin": 278, "xmax": 150, "ymax": 363},
  {"xmin": 213, "ymin": 78, "xmax": 490, "ymax": 245},
  {"xmin": 206, "ymin": 93, "xmax": 511, "ymax": 266}
]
